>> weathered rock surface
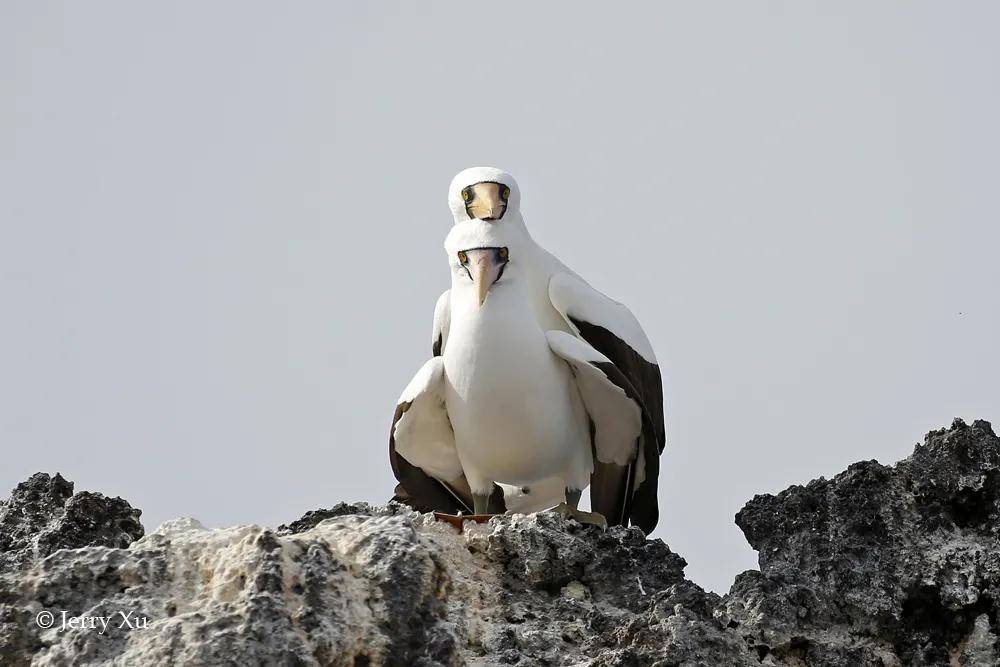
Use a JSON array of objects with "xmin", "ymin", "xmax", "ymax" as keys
[
  {"xmin": 0, "ymin": 473, "xmax": 144, "ymax": 575},
  {"xmin": 722, "ymin": 418, "xmax": 1000, "ymax": 666},
  {"xmin": 0, "ymin": 418, "xmax": 996, "ymax": 665}
]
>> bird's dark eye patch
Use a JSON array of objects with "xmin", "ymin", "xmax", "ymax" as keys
[
  {"xmin": 461, "ymin": 188, "xmax": 473, "ymax": 202},
  {"xmin": 501, "ymin": 186, "xmax": 510, "ymax": 201},
  {"xmin": 457, "ymin": 251, "xmax": 469, "ymax": 264}
]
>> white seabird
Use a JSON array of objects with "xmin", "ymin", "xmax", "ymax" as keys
[
  {"xmin": 391, "ymin": 223, "xmax": 644, "ymax": 527},
  {"xmin": 390, "ymin": 167, "xmax": 665, "ymax": 532}
]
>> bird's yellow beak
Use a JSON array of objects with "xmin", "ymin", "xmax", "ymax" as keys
[
  {"xmin": 463, "ymin": 182, "xmax": 509, "ymax": 221},
  {"xmin": 458, "ymin": 247, "xmax": 510, "ymax": 309}
]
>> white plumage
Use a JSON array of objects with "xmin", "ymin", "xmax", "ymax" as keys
[
  {"xmin": 390, "ymin": 168, "xmax": 665, "ymax": 531},
  {"xmin": 441, "ymin": 247, "xmax": 595, "ymax": 502}
]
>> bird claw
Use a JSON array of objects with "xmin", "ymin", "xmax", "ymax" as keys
[{"xmin": 551, "ymin": 503, "xmax": 608, "ymax": 530}]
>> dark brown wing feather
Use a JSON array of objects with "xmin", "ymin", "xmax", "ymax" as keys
[{"xmin": 576, "ymin": 320, "xmax": 664, "ymax": 534}]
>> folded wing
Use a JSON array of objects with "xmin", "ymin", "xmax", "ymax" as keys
[
  {"xmin": 546, "ymin": 330, "xmax": 648, "ymax": 529},
  {"xmin": 548, "ymin": 273, "xmax": 665, "ymax": 533},
  {"xmin": 389, "ymin": 356, "xmax": 505, "ymax": 514},
  {"xmin": 389, "ymin": 357, "xmax": 470, "ymax": 513}
]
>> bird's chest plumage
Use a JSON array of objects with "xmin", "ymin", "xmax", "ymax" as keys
[{"xmin": 443, "ymin": 291, "xmax": 588, "ymax": 485}]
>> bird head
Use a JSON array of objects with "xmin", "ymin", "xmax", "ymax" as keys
[
  {"xmin": 448, "ymin": 167, "xmax": 521, "ymax": 223},
  {"xmin": 455, "ymin": 246, "xmax": 510, "ymax": 308}
]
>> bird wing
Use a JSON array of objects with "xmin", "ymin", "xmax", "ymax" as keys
[
  {"xmin": 546, "ymin": 330, "xmax": 653, "ymax": 531},
  {"xmin": 548, "ymin": 272, "xmax": 664, "ymax": 533},
  {"xmin": 389, "ymin": 357, "xmax": 471, "ymax": 514},
  {"xmin": 431, "ymin": 290, "xmax": 450, "ymax": 356}
]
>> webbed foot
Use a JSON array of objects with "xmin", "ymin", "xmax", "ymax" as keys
[{"xmin": 551, "ymin": 502, "xmax": 608, "ymax": 530}]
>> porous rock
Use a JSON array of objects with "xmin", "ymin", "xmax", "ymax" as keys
[
  {"xmin": 0, "ymin": 418, "xmax": 996, "ymax": 665},
  {"xmin": 722, "ymin": 418, "xmax": 1000, "ymax": 665},
  {"xmin": 0, "ymin": 472, "xmax": 143, "ymax": 575}
]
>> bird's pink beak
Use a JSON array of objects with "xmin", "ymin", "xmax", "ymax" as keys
[{"xmin": 460, "ymin": 247, "xmax": 509, "ymax": 308}]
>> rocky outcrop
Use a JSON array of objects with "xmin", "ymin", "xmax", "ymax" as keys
[
  {"xmin": 0, "ymin": 473, "xmax": 145, "ymax": 665},
  {"xmin": 722, "ymin": 418, "xmax": 1000, "ymax": 666},
  {"xmin": 0, "ymin": 418, "xmax": 996, "ymax": 665},
  {"xmin": 0, "ymin": 473, "xmax": 144, "ymax": 574}
]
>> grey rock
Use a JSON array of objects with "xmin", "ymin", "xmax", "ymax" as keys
[
  {"xmin": 0, "ymin": 473, "xmax": 145, "ymax": 666},
  {"xmin": 722, "ymin": 418, "xmax": 1000, "ymax": 666},
  {"xmin": 0, "ymin": 418, "xmax": 996, "ymax": 665},
  {"xmin": 0, "ymin": 472, "xmax": 144, "ymax": 575}
]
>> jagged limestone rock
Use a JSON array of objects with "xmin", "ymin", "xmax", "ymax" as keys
[
  {"xmin": 1, "ymin": 506, "xmax": 739, "ymax": 665},
  {"xmin": 722, "ymin": 418, "xmax": 1000, "ymax": 666},
  {"xmin": 0, "ymin": 473, "xmax": 144, "ymax": 575},
  {"xmin": 0, "ymin": 418, "xmax": 996, "ymax": 665}
]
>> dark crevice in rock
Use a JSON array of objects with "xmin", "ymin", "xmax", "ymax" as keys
[
  {"xmin": 895, "ymin": 586, "xmax": 997, "ymax": 665},
  {"xmin": 948, "ymin": 470, "xmax": 999, "ymax": 529}
]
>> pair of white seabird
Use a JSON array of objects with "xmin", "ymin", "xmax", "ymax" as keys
[{"xmin": 389, "ymin": 167, "xmax": 665, "ymax": 532}]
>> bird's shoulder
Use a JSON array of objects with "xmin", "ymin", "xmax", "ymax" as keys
[{"xmin": 432, "ymin": 289, "xmax": 451, "ymax": 356}]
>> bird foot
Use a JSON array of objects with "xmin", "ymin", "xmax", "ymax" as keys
[{"xmin": 551, "ymin": 503, "xmax": 608, "ymax": 530}]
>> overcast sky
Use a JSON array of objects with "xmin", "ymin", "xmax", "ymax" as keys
[{"xmin": 3, "ymin": 2, "xmax": 998, "ymax": 594}]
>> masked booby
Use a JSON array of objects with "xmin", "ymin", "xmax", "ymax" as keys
[{"xmin": 390, "ymin": 167, "xmax": 665, "ymax": 533}]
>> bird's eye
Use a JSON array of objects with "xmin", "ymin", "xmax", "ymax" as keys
[
  {"xmin": 498, "ymin": 247, "xmax": 509, "ymax": 260},
  {"xmin": 457, "ymin": 251, "xmax": 468, "ymax": 264},
  {"xmin": 461, "ymin": 188, "xmax": 472, "ymax": 202},
  {"xmin": 501, "ymin": 187, "xmax": 510, "ymax": 201}
]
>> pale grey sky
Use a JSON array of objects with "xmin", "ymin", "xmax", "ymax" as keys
[{"xmin": 2, "ymin": 2, "xmax": 998, "ymax": 593}]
